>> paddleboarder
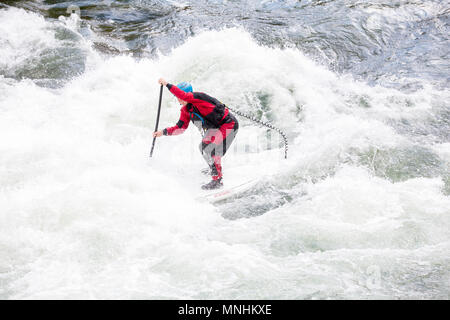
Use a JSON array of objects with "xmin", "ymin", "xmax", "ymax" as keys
[{"xmin": 153, "ymin": 78, "xmax": 239, "ymax": 190}]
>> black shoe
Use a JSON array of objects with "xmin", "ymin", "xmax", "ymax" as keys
[{"xmin": 201, "ymin": 178, "xmax": 223, "ymax": 190}]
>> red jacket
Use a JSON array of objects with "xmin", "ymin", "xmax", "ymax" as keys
[{"xmin": 163, "ymin": 84, "xmax": 230, "ymax": 136}]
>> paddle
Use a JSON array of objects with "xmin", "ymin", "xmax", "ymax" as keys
[{"xmin": 150, "ymin": 84, "xmax": 163, "ymax": 158}]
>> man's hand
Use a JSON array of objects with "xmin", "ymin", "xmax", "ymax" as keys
[
  {"xmin": 153, "ymin": 130, "xmax": 163, "ymax": 138},
  {"xmin": 158, "ymin": 78, "xmax": 168, "ymax": 86}
]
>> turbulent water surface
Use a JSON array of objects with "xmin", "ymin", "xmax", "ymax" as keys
[{"xmin": 0, "ymin": 0, "xmax": 449, "ymax": 299}]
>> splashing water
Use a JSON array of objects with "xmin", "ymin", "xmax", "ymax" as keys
[{"xmin": 0, "ymin": 3, "xmax": 449, "ymax": 299}]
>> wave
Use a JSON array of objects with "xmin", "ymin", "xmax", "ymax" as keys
[{"xmin": 0, "ymin": 7, "xmax": 448, "ymax": 299}]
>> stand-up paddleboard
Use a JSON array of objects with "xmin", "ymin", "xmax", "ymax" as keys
[
  {"xmin": 200, "ymin": 178, "xmax": 259, "ymax": 203},
  {"xmin": 196, "ymin": 164, "xmax": 261, "ymax": 203}
]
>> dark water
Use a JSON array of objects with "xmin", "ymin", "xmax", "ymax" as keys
[{"xmin": 2, "ymin": 0, "xmax": 449, "ymax": 90}]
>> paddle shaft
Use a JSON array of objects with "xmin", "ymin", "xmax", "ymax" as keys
[{"xmin": 150, "ymin": 84, "xmax": 164, "ymax": 158}]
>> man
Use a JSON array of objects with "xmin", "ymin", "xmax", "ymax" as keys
[{"xmin": 153, "ymin": 78, "xmax": 239, "ymax": 190}]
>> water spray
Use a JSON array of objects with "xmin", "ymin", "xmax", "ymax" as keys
[{"xmin": 226, "ymin": 106, "xmax": 288, "ymax": 159}]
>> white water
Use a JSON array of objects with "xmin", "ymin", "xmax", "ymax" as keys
[{"xmin": 0, "ymin": 8, "xmax": 449, "ymax": 299}]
